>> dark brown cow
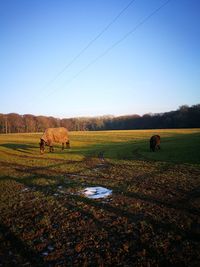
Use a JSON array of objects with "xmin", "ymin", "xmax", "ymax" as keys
[
  {"xmin": 39, "ymin": 127, "xmax": 70, "ymax": 154},
  {"xmin": 150, "ymin": 135, "xmax": 161, "ymax": 152}
]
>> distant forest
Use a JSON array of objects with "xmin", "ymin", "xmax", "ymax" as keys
[{"xmin": 0, "ymin": 104, "xmax": 200, "ymax": 133}]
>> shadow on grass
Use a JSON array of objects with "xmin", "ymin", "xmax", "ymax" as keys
[
  {"xmin": 1, "ymin": 132, "xmax": 200, "ymax": 164},
  {"xmin": 0, "ymin": 143, "xmax": 37, "ymax": 154},
  {"xmin": 1, "ymin": 158, "xmax": 200, "ymax": 266},
  {"xmin": 0, "ymin": 222, "xmax": 48, "ymax": 267},
  {"xmin": 1, "ymin": 155, "xmax": 198, "ymax": 215},
  {"xmin": 1, "ymin": 132, "xmax": 200, "ymax": 265},
  {"xmin": 1, "ymin": 165, "xmax": 200, "ymax": 241},
  {"xmin": 68, "ymin": 132, "xmax": 200, "ymax": 164}
]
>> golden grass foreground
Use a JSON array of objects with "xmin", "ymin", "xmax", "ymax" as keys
[{"xmin": 0, "ymin": 129, "xmax": 200, "ymax": 266}]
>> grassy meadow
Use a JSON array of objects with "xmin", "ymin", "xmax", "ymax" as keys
[{"xmin": 0, "ymin": 129, "xmax": 200, "ymax": 266}]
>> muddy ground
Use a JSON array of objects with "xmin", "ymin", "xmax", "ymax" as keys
[{"xmin": 0, "ymin": 149, "xmax": 200, "ymax": 266}]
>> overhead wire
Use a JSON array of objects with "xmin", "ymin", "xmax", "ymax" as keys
[
  {"xmin": 25, "ymin": 0, "xmax": 137, "ymax": 112},
  {"xmin": 46, "ymin": 0, "xmax": 172, "ymax": 98},
  {"xmin": 42, "ymin": 0, "xmax": 137, "ymax": 90}
]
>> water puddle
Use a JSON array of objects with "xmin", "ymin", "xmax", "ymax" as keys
[{"xmin": 81, "ymin": 186, "xmax": 112, "ymax": 199}]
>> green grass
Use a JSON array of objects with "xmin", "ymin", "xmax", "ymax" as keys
[
  {"xmin": 1, "ymin": 128, "xmax": 200, "ymax": 164},
  {"xmin": 0, "ymin": 129, "xmax": 200, "ymax": 266}
]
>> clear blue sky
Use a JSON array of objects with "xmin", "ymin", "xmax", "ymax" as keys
[{"xmin": 1, "ymin": 0, "xmax": 200, "ymax": 118}]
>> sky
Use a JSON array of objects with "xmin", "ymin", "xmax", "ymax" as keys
[{"xmin": 1, "ymin": 0, "xmax": 200, "ymax": 118}]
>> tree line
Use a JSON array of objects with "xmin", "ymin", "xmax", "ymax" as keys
[{"xmin": 0, "ymin": 104, "xmax": 199, "ymax": 134}]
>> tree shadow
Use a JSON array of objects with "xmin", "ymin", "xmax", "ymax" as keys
[
  {"xmin": 1, "ymin": 165, "xmax": 200, "ymax": 239},
  {"xmin": 0, "ymin": 222, "xmax": 48, "ymax": 267},
  {"xmin": 1, "ymin": 157, "xmax": 199, "ymax": 217},
  {"xmin": 1, "ymin": 163, "xmax": 200, "ymax": 266},
  {"xmin": 1, "ymin": 132, "xmax": 200, "ymax": 164},
  {"xmin": 66, "ymin": 132, "xmax": 200, "ymax": 164},
  {"xmin": 1, "ymin": 132, "xmax": 200, "ymax": 265},
  {"xmin": 0, "ymin": 143, "xmax": 37, "ymax": 154}
]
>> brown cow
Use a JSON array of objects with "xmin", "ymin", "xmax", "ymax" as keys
[
  {"xmin": 39, "ymin": 127, "xmax": 70, "ymax": 154},
  {"xmin": 150, "ymin": 135, "xmax": 161, "ymax": 152}
]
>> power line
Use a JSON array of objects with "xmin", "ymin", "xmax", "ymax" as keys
[
  {"xmin": 46, "ymin": 0, "xmax": 172, "ymax": 97},
  {"xmin": 43, "ymin": 0, "xmax": 137, "ymax": 89}
]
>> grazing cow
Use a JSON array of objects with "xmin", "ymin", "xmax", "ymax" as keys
[
  {"xmin": 39, "ymin": 127, "xmax": 70, "ymax": 154},
  {"xmin": 150, "ymin": 135, "xmax": 161, "ymax": 152}
]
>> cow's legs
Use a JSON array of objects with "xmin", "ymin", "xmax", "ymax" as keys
[
  {"xmin": 66, "ymin": 141, "xmax": 70, "ymax": 149},
  {"xmin": 62, "ymin": 143, "xmax": 64, "ymax": 150},
  {"xmin": 49, "ymin": 146, "xmax": 54, "ymax": 152},
  {"xmin": 150, "ymin": 142, "xmax": 155, "ymax": 152}
]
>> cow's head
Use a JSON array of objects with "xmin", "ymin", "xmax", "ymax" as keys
[{"xmin": 39, "ymin": 139, "xmax": 46, "ymax": 154}]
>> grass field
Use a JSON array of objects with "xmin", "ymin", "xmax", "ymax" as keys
[{"xmin": 0, "ymin": 129, "xmax": 200, "ymax": 266}]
